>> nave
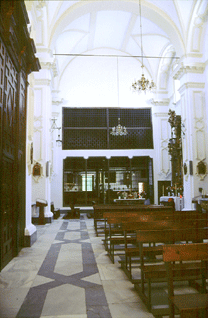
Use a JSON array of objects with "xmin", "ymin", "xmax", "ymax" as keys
[{"xmin": 0, "ymin": 215, "xmax": 154, "ymax": 318}]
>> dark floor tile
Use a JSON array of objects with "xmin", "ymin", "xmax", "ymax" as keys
[{"xmin": 85, "ymin": 285, "xmax": 109, "ymax": 306}]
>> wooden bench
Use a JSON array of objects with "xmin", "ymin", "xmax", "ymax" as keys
[
  {"xmin": 103, "ymin": 210, "xmax": 207, "ymax": 265},
  {"xmin": 102, "ymin": 208, "xmax": 176, "ymax": 263},
  {"xmin": 163, "ymin": 243, "xmax": 208, "ymax": 318},
  {"xmin": 120, "ymin": 217, "xmax": 208, "ymax": 280},
  {"xmin": 93, "ymin": 204, "xmax": 174, "ymax": 236},
  {"xmin": 134, "ymin": 227, "xmax": 208, "ymax": 316},
  {"xmin": 51, "ymin": 202, "xmax": 60, "ymax": 219}
]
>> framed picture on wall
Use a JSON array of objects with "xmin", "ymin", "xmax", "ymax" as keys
[{"xmin": 33, "ymin": 162, "xmax": 41, "ymax": 176}]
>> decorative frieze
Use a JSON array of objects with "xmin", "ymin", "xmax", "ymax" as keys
[{"xmin": 41, "ymin": 61, "xmax": 58, "ymax": 77}]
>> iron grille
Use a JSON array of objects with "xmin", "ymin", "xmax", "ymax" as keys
[{"xmin": 63, "ymin": 108, "xmax": 153, "ymax": 149}]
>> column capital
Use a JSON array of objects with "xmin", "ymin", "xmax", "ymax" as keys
[{"xmin": 41, "ymin": 61, "xmax": 58, "ymax": 77}]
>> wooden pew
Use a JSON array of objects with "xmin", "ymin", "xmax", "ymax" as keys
[
  {"xmin": 163, "ymin": 243, "xmax": 208, "ymax": 318},
  {"xmin": 93, "ymin": 204, "xmax": 174, "ymax": 236},
  {"xmin": 120, "ymin": 218, "xmax": 208, "ymax": 280},
  {"xmin": 103, "ymin": 208, "xmax": 176, "ymax": 263},
  {"xmin": 134, "ymin": 227, "xmax": 208, "ymax": 316},
  {"xmin": 103, "ymin": 210, "xmax": 207, "ymax": 264}
]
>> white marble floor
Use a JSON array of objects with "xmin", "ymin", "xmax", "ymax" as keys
[{"xmin": 0, "ymin": 215, "xmax": 154, "ymax": 318}]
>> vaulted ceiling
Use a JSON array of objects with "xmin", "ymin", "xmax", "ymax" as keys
[
  {"xmin": 46, "ymin": 1, "xmax": 200, "ymax": 76},
  {"xmin": 26, "ymin": 0, "xmax": 207, "ymax": 104}
]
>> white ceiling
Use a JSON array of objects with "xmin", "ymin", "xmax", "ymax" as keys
[
  {"xmin": 27, "ymin": 0, "xmax": 207, "ymax": 105},
  {"xmin": 44, "ymin": 0, "xmax": 200, "ymax": 86}
]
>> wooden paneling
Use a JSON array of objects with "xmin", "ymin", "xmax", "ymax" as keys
[{"xmin": 0, "ymin": 0, "xmax": 40, "ymax": 271}]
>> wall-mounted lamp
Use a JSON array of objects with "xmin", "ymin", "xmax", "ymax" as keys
[
  {"xmin": 51, "ymin": 118, "xmax": 62, "ymax": 146},
  {"xmin": 56, "ymin": 127, "xmax": 62, "ymax": 146},
  {"xmin": 51, "ymin": 118, "xmax": 61, "ymax": 131}
]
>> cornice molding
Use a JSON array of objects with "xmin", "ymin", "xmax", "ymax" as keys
[
  {"xmin": 179, "ymin": 82, "xmax": 205, "ymax": 94},
  {"xmin": 36, "ymin": 47, "xmax": 53, "ymax": 57},
  {"xmin": 173, "ymin": 62, "xmax": 205, "ymax": 80},
  {"xmin": 34, "ymin": 78, "xmax": 51, "ymax": 86}
]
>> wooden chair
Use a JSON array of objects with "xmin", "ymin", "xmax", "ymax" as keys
[{"xmin": 163, "ymin": 243, "xmax": 208, "ymax": 318}]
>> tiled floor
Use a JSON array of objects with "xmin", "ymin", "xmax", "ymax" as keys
[{"xmin": 0, "ymin": 215, "xmax": 154, "ymax": 318}]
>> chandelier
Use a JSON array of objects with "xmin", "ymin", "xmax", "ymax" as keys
[
  {"xmin": 132, "ymin": 0, "xmax": 156, "ymax": 93},
  {"xmin": 110, "ymin": 58, "xmax": 128, "ymax": 136},
  {"xmin": 111, "ymin": 118, "xmax": 128, "ymax": 136}
]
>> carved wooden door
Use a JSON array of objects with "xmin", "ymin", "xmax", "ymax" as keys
[
  {"xmin": 0, "ymin": 38, "xmax": 18, "ymax": 269},
  {"xmin": 1, "ymin": 158, "xmax": 15, "ymax": 268}
]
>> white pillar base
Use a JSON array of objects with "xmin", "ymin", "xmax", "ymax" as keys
[{"xmin": 24, "ymin": 224, "xmax": 37, "ymax": 247}]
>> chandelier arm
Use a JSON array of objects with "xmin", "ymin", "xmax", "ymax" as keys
[
  {"xmin": 131, "ymin": 0, "xmax": 156, "ymax": 93},
  {"xmin": 139, "ymin": 0, "xmax": 144, "ymax": 68},
  {"xmin": 117, "ymin": 57, "xmax": 120, "ymax": 108}
]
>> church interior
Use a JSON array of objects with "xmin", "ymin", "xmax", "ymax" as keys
[{"xmin": 0, "ymin": 0, "xmax": 208, "ymax": 317}]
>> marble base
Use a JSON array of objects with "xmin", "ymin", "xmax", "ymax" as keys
[{"xmin": 24, "ymin": 230, "xmax": 37, "ymax": 247}]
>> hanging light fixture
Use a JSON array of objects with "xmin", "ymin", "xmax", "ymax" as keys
[
  {"xmin": 111, "ymin": 58, "xmax": 128, "ymax": 136},
  {"xmin": 132, "ymin": 0, "xmax": 156, "ymax": 93},
  {"xmin": 111, "ymin": 118, "xmax": 128, "ymax": 136}
]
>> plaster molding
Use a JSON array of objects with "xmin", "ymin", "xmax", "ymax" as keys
[
  {"xmin": 51, "ymin": 112, "xmax": 60, "ymax": 119},
  {"xmin": 178, "ymin": 82, "xmax": 205, "ymax": 94},
  {"xmin": 158, "ymin": 170, "xmax": 171, "ymax": 179},
  {"xmin": 155, "ymin": 90, "xmax": 169, "ymax": 95},
  {"xmin": 34, "ymin": 78, "xmax": 51, "ymax": 86},
  {"xmin": 34, "ymin": 115, "xmax": 43, "ymax": 121},
  {"xmin": 36, "ymin": 0, "xmax": 47, "ymax": 9},
  {"xmin": 36, "ymin": 47, "xmax": 53, "ymax": 56},
  {"xmin": 52, "ymin": 99, "xmax": 64, "ymax": 106},
  {"xmin": 154, "ymin": 112, "xmax": 169, "ymax": 118},
  {"xmin": 191, "ymin": 0, "xmax": 208, "ymax": 54},
  {"xmin": 41, "ymin": 61, "xmax": 58, "ymax": 77},
  {"xmin": 151, "ymin": 98, "xmax": 170, "ymax": 106},
  {"xmin": 173, "ymin": 62, "xmax": 205, "ymax": 80},
  {"xmin": 184, "ymin": 53, "xmax": 203, "ymax": 59}
]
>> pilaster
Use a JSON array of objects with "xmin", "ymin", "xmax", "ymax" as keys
[
  {"xmin": 32, "ymin": 61, "xmax": 55, "ymax": 222},
  {"xmin": 151, "ymin": 99, "xmax": 171, "ymax": 204},
  {"xmin": 174, "ymin": 61, "xmax": 207, "ymax": 209}
]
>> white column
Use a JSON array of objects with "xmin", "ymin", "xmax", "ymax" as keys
[
  {"xmin": 174, "ymin": 62, "xmax": 207, "ymax": 209},
  {"xmin": 32, "ymin": 63, "xmax": 54, "ymax": 221},
  {"xmin": 151, "ymin": 100, "xmax": 172, "ymax": 204},
  {"xmin": 25, "ymin": 76, "xmax": 37, "ymax": 246}
]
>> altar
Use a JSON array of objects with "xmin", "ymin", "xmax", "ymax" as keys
[
  {"xmin": 114, "ymin": 198, "xmax": 145, "ymax": 205},
  {"xmin": 160, "ymin": 196, "xmax": 184, "ymax": 211}
]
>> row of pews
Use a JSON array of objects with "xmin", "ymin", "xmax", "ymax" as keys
[{"xmin": 93, "ymin": 204, "xmax": 208, "ymax": 318}]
